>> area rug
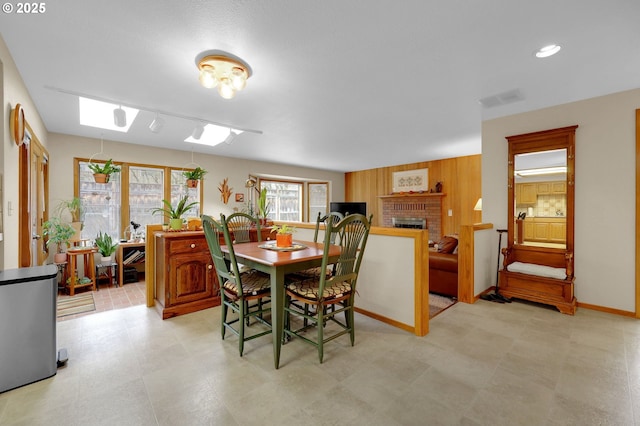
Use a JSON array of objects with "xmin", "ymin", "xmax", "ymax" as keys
[
  {"xmin": 429, "ymin": 293, "xmax": 456, "ymax": 318},
  {"xmin": 57, "ymin": 293, "xmax": 96, "ymax": 318}
]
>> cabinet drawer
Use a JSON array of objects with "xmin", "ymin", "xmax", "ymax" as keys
[{"xmin": 169, "ymin": 237, "xmax": 208, "ymax": 254}]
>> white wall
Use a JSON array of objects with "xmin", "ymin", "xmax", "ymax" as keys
[
  {"xmin": 1, "ymin": 35, "xmax": 49, "ymax": 269},
  {"xmin": 47, "ymin": 133, "xmax": 345, "ymax": 221},
  {"xmin": 482, "ymin": 88, "xmax": 640, "ymax": 312}
]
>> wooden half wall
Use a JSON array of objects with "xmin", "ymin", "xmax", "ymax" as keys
[{"xmin": 345, "ymin": 155, "xmax": 482, "ymax": 236}]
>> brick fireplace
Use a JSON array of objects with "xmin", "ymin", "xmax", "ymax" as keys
[{"xmin": 380, "ymin": 194, "xmax": 444, "ymax": 241}]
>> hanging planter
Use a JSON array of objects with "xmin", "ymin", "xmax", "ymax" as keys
[
  {"xmin": 183, "ymin": 167, "xmax": 207, "ymax": 188},
  {"xmin": 88, "ymin": 159, "xmax": 121, "ymax": 183}
]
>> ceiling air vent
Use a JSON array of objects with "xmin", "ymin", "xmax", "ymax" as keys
[{"xmin": 479, "ymin": 89, "xmax": 524, "ymax": 108}]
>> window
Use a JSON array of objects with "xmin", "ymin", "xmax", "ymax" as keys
[
  {"xmin": 260, "ymin": 180, "xmax": 303, "ymax": 222},
  {"xmin": 79, "ymin": 161, "xmax": 122, "ymax": 241},
  {"xmin": 128, "ymin": 166, "xmax": 164, "ymax": 236},
  {"xmin": 76, "ymin": 159, "xmax": 202, "ymax": 240},
  {"xmin": 308, "ymin": 183, "xmax": 328, "ymax": 220}
]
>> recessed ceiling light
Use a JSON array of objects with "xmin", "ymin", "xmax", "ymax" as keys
[{"xmin": 535, "ymin": 44, "xmax": 561, "ymax": 58}]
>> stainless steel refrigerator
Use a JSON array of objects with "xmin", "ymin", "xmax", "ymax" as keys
[{"xmin": 0, "ymin": 265, "xmax": 58, "ymax": 393}]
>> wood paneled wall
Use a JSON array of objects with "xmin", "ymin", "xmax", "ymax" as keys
[{"xmin": 345, "ymin": 155, "xmax": 482, "ymax": 236}]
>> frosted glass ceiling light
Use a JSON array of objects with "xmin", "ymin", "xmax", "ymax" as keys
[
  {"xmin": 196, "ymin": 52, "xmax": 252, "ymax": 100},
  {"xmin": 535, "ymin": 44, "xmax": 561, "ymax": 58}
]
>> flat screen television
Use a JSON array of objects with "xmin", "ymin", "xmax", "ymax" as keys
[{"xmin": 329, "ymin": 202, "xmax": 367, "ymax": 217}]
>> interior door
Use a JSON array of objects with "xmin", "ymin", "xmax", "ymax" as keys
[{"xmin": 19, "ymin": 125, "xmax": 49, "ymax": 267}]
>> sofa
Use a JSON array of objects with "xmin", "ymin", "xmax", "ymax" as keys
[{"xmin": 428, "ymin": 236, "xmax": 458, "ymax": 298}]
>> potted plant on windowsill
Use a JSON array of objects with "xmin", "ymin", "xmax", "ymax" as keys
[
  {"xmin": 94, "ymin": 231, "xmax": 118, "ymax": 264},
  {"xmin": 257, "ymin": 187, "xmax": 272, "ymax": 226},
  {"xmin": 151, "ymin": 195, "xmax": 199, "ymax": 231},
  {"xmin": 271, "ymin": 224, "xmax": 296, "ymax": 248},
  {"xmin": 88, "ymin": 158, "xmax": 121, "ymax": 183},
  {"xmin": 43, "ymin": 217, "xmax": 76, "ymax": 263},
  {"xmin": 183, "ymin": 167, "xmax": 207, "ymax": 188}
]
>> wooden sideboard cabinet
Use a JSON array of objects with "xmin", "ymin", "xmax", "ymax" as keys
[{"xmin": 154, "ymin": 231, "xmax": 220, "ymax": 319}]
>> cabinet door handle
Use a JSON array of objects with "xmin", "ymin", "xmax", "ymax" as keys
[
  {"xmin": 190, "ymin": 243, "xmax": 196, "ymax": 248},
  {"xmin": 208, "ymin": 264, "xmax": 213, "ymax": 270}
]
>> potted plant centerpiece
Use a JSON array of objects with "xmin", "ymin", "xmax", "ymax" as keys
[
  {"xmin": 271, "ymin": 224, "xmax": 296, "ymax": 248},
  {"xmin": 88, "ymin": 158, "xmax": 121, "ymax": 183},
  {"xmin": 151, "ymin": 195, "xmax": 199, "ymax": 231},
  {"xmin": 183, "ymin": 167, "xmax": 207, "ymax": 188},
  {"xmin": 94, "ymin": 231, "xmax": 118, "ymax": 264},
  {"xmin": 43, "ymin": 217, "xmax": 76, "ymax": 263}
]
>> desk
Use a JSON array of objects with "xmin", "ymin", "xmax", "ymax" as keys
[{"xmin": 221, "ymin": 240, "xmax": 340, "ymax": 369}]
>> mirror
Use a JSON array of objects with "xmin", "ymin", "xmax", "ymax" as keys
[
  {"xmin": 514, "ymin": 149, "xmax": 567, "ymax": 248},
  {"xmin": 507, "ymin": 126, "xmax": 577, "ymax": 253}
]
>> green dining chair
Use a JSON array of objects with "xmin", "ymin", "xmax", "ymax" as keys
[
  {"xmin": 291, "ymin": 211, "xmax": 344, "ymax": 280},
  {"xmin": 202, "ymin": 214, "xmax": 272, "ymax": 356},
  {"xmin": 225, "ymin": 211, "xmax": 262, "ymax": 244},
  {"xmin": 284, "ymin": 213, "xmax": 372, "ymax": 363}
]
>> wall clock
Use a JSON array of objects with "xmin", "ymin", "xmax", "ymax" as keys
[{"xmin": 11, "ymin": 103, "xmax": 25, "ymax": 146}]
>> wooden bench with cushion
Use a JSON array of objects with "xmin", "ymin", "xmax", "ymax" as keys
[{"xmin": 499, "ymin": 245, "xmax": 576, "ymax": 315}]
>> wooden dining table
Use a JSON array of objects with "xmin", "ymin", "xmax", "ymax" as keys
[{"xmin": 220, "ymin": 240, "xmax": 340, "ymax": 369}]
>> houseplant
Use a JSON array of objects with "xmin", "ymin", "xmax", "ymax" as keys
[
  {"xmin": 94, "ymin": 231, "xmax": 118, "ymax": 264},
  {"xmin": 257, "ymin": 187, "xmax": 271, "ymax": 225},
  {"xmin": 54, "ymin": 197, "xmax": 84, "ymax": 241},
  {"xmin": 43, "ymin": 217, "xmax": 75, "ymax": 263},
  {"xmin": 151, "ymin": 195, "xmax": 199, "ymax": 230},
  {"xmin": 183, "ymin": 167, "xmax": 207, "ymax": 188},
  {"xmin": 271, "ymin": 224, "xmax": 296, "ymax": 247},
  {"xmin": 88, "ymin": 158, "xmax": 121, "ymax": 183}
]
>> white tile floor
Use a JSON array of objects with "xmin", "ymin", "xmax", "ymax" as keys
[{"xmin": 1, "ymin": 300, "xmax": 639, "ymax": 425}]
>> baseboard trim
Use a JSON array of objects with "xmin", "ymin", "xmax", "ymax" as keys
[
  {"xmin": 576, "ymin": 302, "xmax": 637, "ymax": 318},
  {"xmin": 354, "ymin": 307, "xmax": 419, "ymax": 335}
]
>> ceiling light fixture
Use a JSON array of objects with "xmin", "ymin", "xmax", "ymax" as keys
[
  {"xmin": 515, "ymin": 166, "xmax": 567, "ymax": 176},
  {"xmin": 113, "ymin": 106, "xmax": 127, "ymax": 127},
  {"xmin": 191, "ymin": 123, "xmax": 205, "ymax": 140},
  {"xmin": 535, "ymin": 44, "xmax": 561, "ymax": 58},
  {"xmin": 196, "ymin": 52, "xmax": 252, "ymax": 100},
  {"xmin": 149, "ymin": 113, "xmax": 164, "ymax": 133},
  {"xmin": 223, "ymin": 129, "xmax": 238, "ymax": 145}
]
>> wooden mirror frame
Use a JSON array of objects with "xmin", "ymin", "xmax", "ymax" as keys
[{"xmin": 506, "ymin": 125, "xmax": 577, "ymax": 254}]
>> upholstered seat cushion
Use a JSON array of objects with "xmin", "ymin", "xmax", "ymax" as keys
[
  {"xmin": 506, "ymin": 261, "xmax": 567, "ymax": 280},
  {"xmin": 287, "ymin": 278, "xmax": 351, "ymax": 301},
  {"xmin": 290, "ymin": 265, "xmax": 333, "ymax": 280},
  {"xmin": 223, "ymin": 270, "xmax": 271, "ymax": 296}
]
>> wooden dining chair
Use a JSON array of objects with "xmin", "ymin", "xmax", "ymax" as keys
[
  {"xmin": 284, "ymin": 213, "xmax": 372, "ymax": 363},
  {"xmin": 202, "ymin": 214, "xmax": 272, "ymax": 356},
  {"xmin": 225, "ymin": 212, "xmax": 262, "ymax": 244},
  {"xmin": 292, "ymin": 211, "xmax": 344, "ymax": 280}
]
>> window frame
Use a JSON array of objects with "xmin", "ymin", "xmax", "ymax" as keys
[{"xmin": 75, "ymin": 158, "xmax": 203, "ymax": 239}]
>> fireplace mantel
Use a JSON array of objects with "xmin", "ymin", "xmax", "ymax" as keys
[{"xmin": 378, "ymin": 193, "xmax": 445, "ymax": 199}]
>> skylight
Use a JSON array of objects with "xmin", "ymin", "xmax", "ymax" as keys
[
  {"xmin": 79, "ymin": 97, "xmax": 139, "ymax": 132},
  {"xmin": 185, "ymin": 124, "xmax": 243, "ymax": 147}
]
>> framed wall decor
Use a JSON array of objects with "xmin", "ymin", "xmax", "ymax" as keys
[
  {"xmin": 235, "ymin": 193, "xmax": 244, "ymax": 202},
  {"xmin": 392, "ymin": 168, "xmax": 428, "ymax": 193}
]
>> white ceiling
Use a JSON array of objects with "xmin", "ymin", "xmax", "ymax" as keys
[{"xmin": 1, "ymin": 1, "xmax": 639, "ymax": 172}]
